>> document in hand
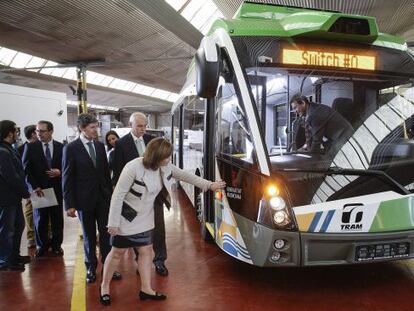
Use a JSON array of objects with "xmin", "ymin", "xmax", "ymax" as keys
[{"xmin": 31, "ymin": 188, "xmax": 58, "ymax": 209}]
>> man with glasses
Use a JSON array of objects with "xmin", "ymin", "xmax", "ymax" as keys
[
  {"xmin": 22, "ymin": 121, "xmax": 64, "ymax": 257},
  {"xmin": 112, "ymin": 112, "xmax": 169, "ymax": 277},
  {"xmin": 0, "ymin": 120, "xmax": 30, "ymax": 271}
]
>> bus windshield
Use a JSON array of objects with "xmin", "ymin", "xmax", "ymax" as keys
[
  {"xmin": 234, "ymin": 38, "xmax": 414, "ymax": 161},
  {"xmin": 232, "ymin": 36, "xmax": 414, "ymax": 200}
]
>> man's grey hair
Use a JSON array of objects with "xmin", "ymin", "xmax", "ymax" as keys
[{"xmin": 129, "ymin": 112, "xmax": 147, "ymax": 124}]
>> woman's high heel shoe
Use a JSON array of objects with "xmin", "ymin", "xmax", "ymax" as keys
[
  {"xmin": 139, "ymin": 291, "xmax": 167, "ymax": 301},
  {"xmin": 99, "ymin": 286, "xmax": 111, "ymax": 306}
]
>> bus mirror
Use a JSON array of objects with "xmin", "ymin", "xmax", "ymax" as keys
[{"xmin": 195, "ymin": 37, "xmax": 220, "ymax": 98}]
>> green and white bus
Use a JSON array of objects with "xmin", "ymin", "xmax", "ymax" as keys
[{"xmin": 171, "ymin": 2, "xmax": 414, "ymax": 266}]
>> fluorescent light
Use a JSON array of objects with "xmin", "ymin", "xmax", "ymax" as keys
[
  {"xmin": 50, "ymin": 67, "xmax": 68, "ymax": 78},
  {"xmin": 62, "ymin": 68, "xmax": 77, "ymax": 80},
  {"xmin": 0, "ymin": 47, "xmax": 18, "ymax": 66},
  {"xmin": 9, "ymin": 52, "xmax": 32, "ymax": 68},
  {"xmin": 0, "ymin": 45, "xmax": 179, "ymax": 103},
  {"xmin": 165, "ymin": 0, "xmax": 223, "ymax": 35},
  {"xmin": 165, "ymin": 0, "xmax": 187, "ymax": 11},
  {"xmin": 66, "ymin": 100, "xmax": 119, "ymax": 111},
  {"xmin": 140, "ymin": 85, "xmax": 156, "ymax": 96},
  {"xmin": 152, "ymin": 89, "xmax": 171, "ymax": 99},
  {"xmin": 182, "ymin": 0, "xmax": 204, "ymax": 21},
  {"xmin": 40, "ymin": 61, "xmax": 58, "ymax": 75},
  {"xmin": 26, "ymin": 56, "xmax": 46, "ymax": 71}
]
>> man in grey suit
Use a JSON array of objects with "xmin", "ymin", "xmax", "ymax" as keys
[
  {"xmin": 290, "ymin": 93, "xmax": 354, "ymax": 155},
  {"xmin": 112, "ymin": 112, "xmax": 169, "ymax": 276}
]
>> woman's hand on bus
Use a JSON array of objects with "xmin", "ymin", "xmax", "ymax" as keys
[
  {"xmin": 108, "ymin": 227, "xmax": 119, "ymax": 236},
  {"xmin": 210, "ymin": 180, "xmax": 226, "ymax": 191}
]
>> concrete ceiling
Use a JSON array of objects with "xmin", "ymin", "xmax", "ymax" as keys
[
  {"xmin": 0, "ymin": 0, "xmax": 202, "ymax": 92},
  {"xmin": 2, "ymin": 0, "xmax": 414, "ymax": 113}
]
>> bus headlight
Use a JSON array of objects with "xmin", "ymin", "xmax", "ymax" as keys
[
  {"xmin": 269, "ymin": 196, "xmax": 286, "ymax": 211},
  {"xmin": 274, "ymin": 239, "xmax": 285, "ymax": 249},
  {"xmin": 273, "ymin": 211, "xmax": 287, "ymax": 224},
  {"xmin": 270, "ymin": 251, "xmax": 281, "ymax": 262},
  {"xmin": 267, "ymin": 185, "xmax": 279, "ymax": 196}
]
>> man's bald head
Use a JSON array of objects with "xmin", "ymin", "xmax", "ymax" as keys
[{"xmin": 129, "ymin": 112, "xmax": 148, "ymax": 138}]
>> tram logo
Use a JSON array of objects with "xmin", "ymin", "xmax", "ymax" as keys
[{"xmin": 341, "ymin": 203, "xmax": 364, "ymax": 230}]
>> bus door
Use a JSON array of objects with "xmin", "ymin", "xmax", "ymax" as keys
[{"xmin": 214, "ymin": 78, "xmax": 268, "ymax": 257}]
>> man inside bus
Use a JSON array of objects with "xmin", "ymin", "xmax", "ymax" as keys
[{"xmin": 290, "ymin": 93, "xmax": 354, "ymax": 155}]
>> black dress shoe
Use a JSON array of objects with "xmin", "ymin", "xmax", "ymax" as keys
[
  {"xmin": 34, "ymin": 249, "xmax": 46, "ymax": 258},
  {"xmin": 112, "ymin": 271, "xmax": 122, "ymax": 280},
  {"xmin": 99, "ymin": 286, "xmax": 111, "ymax": 306},
  {"xmin": 16, "ymin": 255, "xmax": 31, "ymax": 264},
  {"xmin": 52, "ymin": 248, "xmax": 64, "ymax": 256},
  {"xmin": 139, "ymin": 291, "xmax": 167, "ymax": 301},
  {"xmin": 86, "ymin": 269, "xmax": 96, "ymax": 283},
  {"xmin": 0, "ymin": 263, "xmax": 25, "ymax": 272},
  {"xmin": 155, "ymin": 264, "xmax": 168, "ymax": 276}
]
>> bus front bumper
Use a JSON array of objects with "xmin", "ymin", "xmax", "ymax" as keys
[
  {"xmin": 234, "ymin": 212, "xmax": 414, "ymax": 266},
  {"xmin": 300, "ymin": 230, "xmax": 414, "ymax": 266}
]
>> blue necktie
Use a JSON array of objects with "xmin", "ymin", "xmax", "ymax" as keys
[{"xmin": 45, "ymin": 143, "xmax": 52, "ymax": 169}]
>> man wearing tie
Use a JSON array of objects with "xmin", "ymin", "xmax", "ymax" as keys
[
  {"xmin": 112, "ymin": 112, "xmax": 169, "ymax": 276},
  {"xmin": 22, "ymin": 121, "xmax": 64, "ymax": 258},
  {"xmin": 62, "ymin": 114, "xmax": 121, "ymax": 283}
]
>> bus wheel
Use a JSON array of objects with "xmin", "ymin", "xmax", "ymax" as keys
[{"xmin": 196, "ymin": 191, "xmax": 213, "ymax": 242}]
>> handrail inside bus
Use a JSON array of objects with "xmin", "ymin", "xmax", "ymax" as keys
[{"xmin": 281, "ymin": 167, "xmax": 410, "ymax": 195}]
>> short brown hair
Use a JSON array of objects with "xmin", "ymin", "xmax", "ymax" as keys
[{"xmin": 143, "ymin": 138, "xmax": 173, "ymax": 170}]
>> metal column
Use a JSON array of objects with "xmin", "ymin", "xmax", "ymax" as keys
[{"xmin": 76, "ymin": 65, "xmax": 88, "ymax": 114}]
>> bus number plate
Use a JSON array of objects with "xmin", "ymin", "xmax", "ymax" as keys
[{"xmin": 355, "ymin": 242, "xmax": 410, "ymax": 262}]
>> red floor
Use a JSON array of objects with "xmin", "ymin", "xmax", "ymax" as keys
[{"xmin": 1, "ymin": 190, "xmax": 414, "ymax": 311}]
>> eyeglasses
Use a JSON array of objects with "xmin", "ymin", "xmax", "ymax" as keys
[{"xmin": 36, "ymin": 129, "xmax": 49, "ymax": 133}]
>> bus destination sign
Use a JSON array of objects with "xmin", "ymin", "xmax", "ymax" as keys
[{"xmin": 282, "ymin": 48, "xmax": 376, "ymax": 70}]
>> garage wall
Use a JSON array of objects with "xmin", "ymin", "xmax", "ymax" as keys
[{"xmin": 0, "ymin": 83, "xmax": 68, "ymax": 142}]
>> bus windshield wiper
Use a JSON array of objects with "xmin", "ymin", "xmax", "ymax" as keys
[{"xmin": 281, "ymin": 166, "xmax": 410, "ymax": 195}]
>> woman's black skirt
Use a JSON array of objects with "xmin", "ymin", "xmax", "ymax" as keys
[{"xmin": 110, "ymin": 229, "xmax": 154, "ymax": 248}]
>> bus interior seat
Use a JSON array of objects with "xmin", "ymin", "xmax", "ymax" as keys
[{"xmin": 332, "ymin": 97, "xmax": 355, "ymax": 124}]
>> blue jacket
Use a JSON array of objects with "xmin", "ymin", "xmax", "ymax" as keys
[
  {"xmin": 0, "ymin": 142, "xmax": 30, "ymax": 206},
  {"xmin": 62, "ymin": 138, "xmax": 112, "ymax": 211}
]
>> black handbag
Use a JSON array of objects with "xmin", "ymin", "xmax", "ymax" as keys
[{"xmin": 121, "ymin": 202, "xmax": 137, "ymax": 222}]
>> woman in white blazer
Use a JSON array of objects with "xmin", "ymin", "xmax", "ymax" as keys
[{"xmin": 99, "ymin": 138, "xmax": 225, "ymax": 305}]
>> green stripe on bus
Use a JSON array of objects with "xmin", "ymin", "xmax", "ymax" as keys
[{"xmin": 370, "ymin": 197, "xmax": 414, "ymax": 232}]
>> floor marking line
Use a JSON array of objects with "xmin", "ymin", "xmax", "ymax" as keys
[{"xmin": 70, "ymin": 238, "xmax": 86, "ymax": 311}]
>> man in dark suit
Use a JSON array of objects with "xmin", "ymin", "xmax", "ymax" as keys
[
  {"xmin": 290, "ymin": 94, "xmax": 354, "ymax": 155},
  {"xmin": 62, "ymin": 113, "xmax": 121, "ymax": 283},
  {"xmin": 18, "ymin": 125, "xmax": 38, "ymax": 249},
  {"xmin": 0, "ymin": 120, "xmax": 31, "ymax": 272},
  {"xmin": 22, "ymin": 121, "xmax": 64, "ymax": 257},
  {"xmin": 112, "ymin": 112, "xmax": 169, "ymax": 276}
]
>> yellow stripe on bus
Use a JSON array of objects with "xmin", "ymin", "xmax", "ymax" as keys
[
  {"xmin": 206, "ymin": 222, "xmax": 215, "ymax": 237},
  {"xmin": 70, "ymin": 238, "xmax": 86, "ymax": 311},
  {"xmin": 295, "ymin": 213, "xmax": 316, "ymax": 231}
]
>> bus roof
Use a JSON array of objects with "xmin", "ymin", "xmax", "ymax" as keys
[{"xmin": 207, "ymin": 1, "xmax": 407, "ymax": 51}]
